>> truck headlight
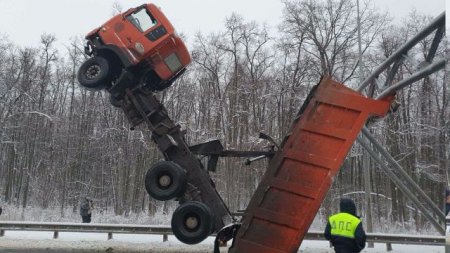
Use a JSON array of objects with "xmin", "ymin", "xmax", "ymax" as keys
[{"xmin": 164, "ymin": 53, "xmax": 182, "ymax": 73}]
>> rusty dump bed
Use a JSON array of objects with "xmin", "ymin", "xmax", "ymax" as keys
[{"xmin": 229, "ymin": 77, "xmax": 392, "ymax": 253}]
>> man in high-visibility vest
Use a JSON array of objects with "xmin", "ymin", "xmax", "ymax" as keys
[{"xmin": 324, "ymin": 198, "xmax": 366, "ymax": 253}]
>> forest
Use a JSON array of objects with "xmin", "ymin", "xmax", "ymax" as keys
[{"xmin": 0, "ymin": 0, "xmax": 447, "ymax": 234}]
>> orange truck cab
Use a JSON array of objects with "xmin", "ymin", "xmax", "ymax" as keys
[{"xmin": 78, "ymin": 3, "xmax": 191, "ymax": 97}]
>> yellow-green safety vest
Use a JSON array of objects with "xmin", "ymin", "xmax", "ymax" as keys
[{"xmin": 329, "ymin": 212, "xmax": 361, "ymax": 239}]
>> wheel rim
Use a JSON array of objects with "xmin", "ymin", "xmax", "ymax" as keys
[
  {"xmin": 185, "ymin": 214, "xmax": 199, "ymax": 230},
  {"xmin": 85, "ymin": 64, "xmax": 101, "ymax": 80},
  {"xmin": 158, "ymin": 174, "xmax": 172, "ymax": 188}
]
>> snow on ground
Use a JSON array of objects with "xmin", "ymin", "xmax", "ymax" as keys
[
  {"xmin": 0, "ymin": 204, "xmax": 174, "ymax": 225},
  {"xmin": 0, "ymin": 206, "xmax": 445, "ymax": 252},
  {"xmin": 299, "ymin": 240, "xmax": 444, "ymax": 253},
  {"xmin": 0, "ymin": 230, "xmax": 444, "ymax": 253},
  {"xmin": 0, "ymin": 231, "xmax": 219, "ymax": 253}
]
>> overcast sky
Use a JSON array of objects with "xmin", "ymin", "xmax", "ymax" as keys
[{"xmin": 0, "ymin": 0, "xmax": 446, "ymax": 50}]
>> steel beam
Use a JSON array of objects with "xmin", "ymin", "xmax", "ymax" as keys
[
  {"xmin": 376, "ymin": 58, "xmax": 446, "ymax": 99},
  {"xmin": 357, "ymin": 129, "xmax": 445, "ymax": 235},
  {"xmin": 357, "ymin": 12, "xmax": 445, "ymax": 93},
  {"xmin": 384, "ymin": 58, "xmax": 404, "ymax": 88},
  {"xmin": 360, "ymin": 127, "xmax": 445, "ymax": 220},
  {"xmin": 425, "ymin": 25, "xmax": 445, "ymax": 63}
]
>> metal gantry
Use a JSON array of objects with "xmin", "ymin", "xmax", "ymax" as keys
[{"xmin": 355, "ymin": 12, "xmax": 446, "ymax": 235}]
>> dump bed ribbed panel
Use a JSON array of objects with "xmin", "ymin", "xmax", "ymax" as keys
[{"xmin": 230, "ymin": 77, "xmax": 391, "ymax": 253}]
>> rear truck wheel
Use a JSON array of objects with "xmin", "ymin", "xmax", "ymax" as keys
[
  {"xmin": 145, "ymin": 161, "xmax": 187, "ymax": 201},
  {"xmin": 77, "ymin": 56, "xmax": 110, "ymax": 90},
  {"xmin": 171, "ymin": 201, "xmax": 214, "ymax": 244}
]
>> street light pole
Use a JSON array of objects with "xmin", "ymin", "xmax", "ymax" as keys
[{"xmin": 357, "ymin": 0, "xmax": 374, "ymax": 248}]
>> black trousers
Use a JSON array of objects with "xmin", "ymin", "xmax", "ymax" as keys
[{"xmin": 81, "ymin": 214, "xmax": 91, "ymax": 223}]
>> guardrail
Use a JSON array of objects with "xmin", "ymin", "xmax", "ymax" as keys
[
  {"xmin": 0, "ymin": 221, "xmax": 444, "ymax": 251},
  {"xmin": 305, "ymin": 231, "xmax": 444, "ymax": 251},
  {"xmin": 0, "ymin": 221, "xmax": 172, "ymax": 241}
]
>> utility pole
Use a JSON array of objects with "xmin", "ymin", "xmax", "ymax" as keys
[{"xmin": 357, "ymin": 0, "xmax": 374, "ymax": 247}]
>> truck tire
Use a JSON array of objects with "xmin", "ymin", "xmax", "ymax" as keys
[
  {"xmin": 145, "ymin": 161, "xmax": 187, "ymax": 201},
  {"xmin": 77, "ymin": 56, "xmax": 110, "ymax": 90},
  {"xmin": 171, "ymin": 201, "xmax": 213, "ymax": 244}
]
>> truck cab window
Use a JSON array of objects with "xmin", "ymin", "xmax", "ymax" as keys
[{"xmin": 126, "ymin": 8, "xmax": 157, "ymax": 32}]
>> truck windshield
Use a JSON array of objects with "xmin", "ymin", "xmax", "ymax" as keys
[{"xmin": 126, "ymin": 8, "xmax": 157, "ymax": 32}]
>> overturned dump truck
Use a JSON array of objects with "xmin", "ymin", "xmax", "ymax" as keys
[
  {"xmin": 77, "ymin": 2, "xmax": 394, "ymax": 251},
  {"xmin": 77, "ymin": 3, "xmax": 233, "ymax": 244}
]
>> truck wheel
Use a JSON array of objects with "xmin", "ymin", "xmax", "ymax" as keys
[
  {"xmin": 145, "ymin": 161, "xmax": 187, "ymax": 201},
  {"xmin": 171, "ymin": 201, "xmax": 213, "ymax": 244},
  {"xmin": 77, "ymin": 56, "xmax": 110, "ymax": 90}
]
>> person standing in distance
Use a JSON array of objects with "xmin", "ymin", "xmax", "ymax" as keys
[
  {"xmin": 80, "ymin": 197, "xmax": 94, "ymax": 223},
  {"xmin": 445, "ymin": 187, "xmax": 450, "ymax": 216}
]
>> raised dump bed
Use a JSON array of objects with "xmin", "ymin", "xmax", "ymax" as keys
[{"xmin": 229, "ymin": 77, "xmax": 392, "ymax": 253}]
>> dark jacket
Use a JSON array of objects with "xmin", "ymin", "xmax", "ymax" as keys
[
  {"xmin": 445, "ymin": 188, "xmax": 450, "ymax": 216},
  {"xmin": 80, "ymin": 198, "xmax": 92, "ymax": 217},
  {"xmin": 324, "ymin": 198, "xmax": 366, "ymax": 253}
]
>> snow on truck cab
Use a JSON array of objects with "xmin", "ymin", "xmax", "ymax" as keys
[{"xmin": 78, "ymin": 3, "xmax": 191, "ymax": 93}]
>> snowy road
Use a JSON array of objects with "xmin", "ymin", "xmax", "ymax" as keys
[
  {"xmin": 0, "ymin": 230, "xmax": 445, "ymax": 253},
  {"xmin": 0, "ymin": 231, "xmax": 221, "ymax": 253}
]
